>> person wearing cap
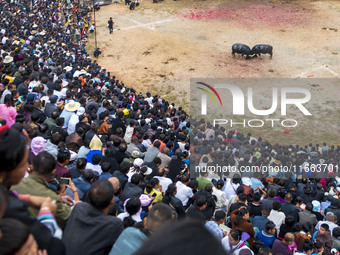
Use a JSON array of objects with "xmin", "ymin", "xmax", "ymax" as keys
[
  {"xmin": 86, "ymin": 135, "xmax": 104, "ymax": 164},
  {"xmin": 124, "ymin": 150, "xmax": 142, "ymax": 165},
  {"xmin": 60, "ymin": 100, "xmax": 80, "ymax": 129},
  {"xmin": 67, "ymin": 107, "xmax": 85, "ymax": 135},
  {"xmin": 29, "ymin": 136, "xmax": 47, "ymax": 163},
  {"xmin": 44, "ymin": 95, "xmax": 58, "ymax": 118}
]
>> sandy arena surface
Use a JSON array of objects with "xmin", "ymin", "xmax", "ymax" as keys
[{"xmin": 87, "ymin": 0, "xmax": 340, "ymax": 144}]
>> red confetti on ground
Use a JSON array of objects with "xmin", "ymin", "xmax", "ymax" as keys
[{"xmin": 181, "ymin": 4, "xmax": 309, "ymax": 27}]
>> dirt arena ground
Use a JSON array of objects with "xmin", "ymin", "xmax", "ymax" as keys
[{"xmin": 87, "ymin": 0, "xmax": 340, "ymax": 145}]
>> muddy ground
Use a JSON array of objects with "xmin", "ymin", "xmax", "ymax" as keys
[{"xmin": 87, "ymin": 0, "xmax": 340, "ymax": 145}]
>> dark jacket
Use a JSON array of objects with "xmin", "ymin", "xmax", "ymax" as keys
[
  {"xmin": 249, "ymin": 202, "xmax": 262, "ymax": 218},
  {"xmin": 281, "ymin": 202, "xmax": 299, "ymax": 223},
  {"xmin": 194, "ymin": 189, "xmax": 215, "ymax": 221},
  {"xmin": 33, "ymin": 107, "xmax": 46, "ymax": 124},
  {"xmin": 73, "ymin": 177, "xmax": 92, "ymax": 201},
  {"xmin": 112, "ymin": 171, "xmax": 128, "ymax": 190},
  {"xmin": 62, "ymin": 202, "xmax": 123, "ymax": 255},
  {"xmin": 50, "ymin": 126, "xmax": 68, "ymax": 141},
  {"xmin": 253, "ymin": 216, "xmax": 270, "ymax": 232},
  {"xmin": 17, "ymin": 82, "xmax": 28, "ymax": 96},
  {"xmin": 44, "ymin": 103, "xmax": 58, "ymax": 118},
  {"xmin": 110, "ymin": 118, "xmax": 126, "ymax": 135},
  {"xmin": 272, "ymin": 239, "xmax": 293, "ymax": 255},
  {"xmin": 186, "ymin": 205, "xmax": 206, "ymax": 223},
  {"xmin": 162, "ymin": 195, "xmax": 185, "ymax": 218},
  {"xmin": 120, "ymin": 182, "xmax": 143, "ymax": 202},
  {"xmin": 262, "ymin": 197, "xmax": 275, "ymax": 210}
]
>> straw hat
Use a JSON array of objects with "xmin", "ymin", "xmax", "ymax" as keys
[
  {"xmin": 3, "ymin": 55, "xmax": 13, "ymax": 64},
  {"xmin": 79, "ymin": 69, "xmax": 87, "ymax": 75},
  {"xmin": 64, "ymin": 66, "xmax": 72, "ymax": 72},
  {"xmin": 64, "ymin": 100, "xmax": 80, "ymax": 112}
]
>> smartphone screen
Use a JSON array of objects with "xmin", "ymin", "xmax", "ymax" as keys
[{"xmin": 60, "ymin": 177, "xmax": 70, "ymax": 185}]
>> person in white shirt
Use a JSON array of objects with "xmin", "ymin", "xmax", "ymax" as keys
[
  {"xmin": 175, "ymin": 174, "xmax": 194, "ymax": 207},
  {"xmin": 268, "ymin": 200, "xmax": 286, "ymax": 235},
  {"xmin": 86, "ymin": 154, "xmax": 102, "ymax": 176},
  {"xmin": 223, "ymin": 175, "xmax": 241, "ymax": 200},
  {"xmin": 117, "ymin": 197, "xmax": 142, "ymax": 223},
  {"xmin": 67, "ymin": 107, "xmax": 85, "ymax": 135},
  {"xmin": 213, "ymin": 180, "xmax": 228, "ymax": 211},
  {"xmin": 315, "ymin": 212, "xmax": 338, "ymax": 234},
  {"xmin": 154, "ymin": 168, "xmax": 172, "ymax": 192}
]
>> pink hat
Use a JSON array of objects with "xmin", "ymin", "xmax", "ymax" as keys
[
  {"xmin": 320, "ymin": 178, "xmax": 327, "ymax": 186},
  {"xmin": 31, "ymin": 136, "xmax": 47, "ymax": 155},
  {"xmin": 139, "ymin": 194, "xmax": 152, "ymax": 207}
]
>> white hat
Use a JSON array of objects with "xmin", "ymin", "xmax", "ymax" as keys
[
  {"xmin": 32, "ymin": 24, "xmax": 38, "ymax": 28},
  {"xmin": 79, "ymin": 69, "xmax": 87, "ymax": 75},
  {"xmin": 76, "ymin": 107, "xmax": 85, "ymax": 116},
  {"xmin": 133, "ymin": 158, "xmax": 143, "ymax": 167},
  {"xmin": 241, "ymin": 177, "xmax": 252, "ymax": 187},
  {"xmin": 3, "ymin": 55, "xmax": 13, "ymax": 64},
  {"xmin": 39, "ymin": 31, "xmax": 46, "ymax": 36},
  {"xmin": 141, "ymin": 166, "xmax": 152, "ymax": 176},
  {"xmin": 64, "ymin": 66, "xmax": 72, "ymax": 72},
  {"xmin": 64, "ymin": 100, "xmax": 80, "ymax": 112}
]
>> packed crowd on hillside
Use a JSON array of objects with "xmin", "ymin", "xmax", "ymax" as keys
[{"xmin": 0, "ymin": 0, "xmax": 340, "ymax": 254}]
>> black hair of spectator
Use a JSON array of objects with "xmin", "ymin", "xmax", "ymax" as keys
[
  {"xmin": 33, "ymin": 152, "xmax": 56, "ymax": 177},
  {"xmin": 76, "ymin": 158, "xmax": 87, "ymax": 170},
  {"xmin": 0, "ymin": 128, "xmax": 26, "ymax": 176},
  {"xmin": 82, "ymin": 169, "xmax": 95, "ymax": 182},
  {"xmin": 86, "ymin": 179, "xmax": 114, "ymax": 211},
  {"xmin": 0, "ymin": 218, "xmax": 31, "ymax": 255},
  {"xmin": 131, "ymin": 174, "xmax": 142, "ymax": 185},
  {"xmin": 92, "ymin": 154, "xmax": 102, "ymax": 165}
]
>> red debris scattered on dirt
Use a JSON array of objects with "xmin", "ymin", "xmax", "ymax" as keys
[{"xmin": 182, "ymin": 4, "xmax": 309, "ymax": 27}]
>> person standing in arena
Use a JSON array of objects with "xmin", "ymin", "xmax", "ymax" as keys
[{"xmin": 108, "ymin": 17, "xmax": 114, "ymax": 34}]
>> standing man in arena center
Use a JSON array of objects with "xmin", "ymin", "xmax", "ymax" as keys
[{"xmin": 108, "ymin": 17, "xmax": 114, "ymax": 34}]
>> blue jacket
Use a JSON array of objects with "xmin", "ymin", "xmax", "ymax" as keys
[
  {"xmin": 109, "ymin": 227, "xmax": 147, "ymax": 255},
  {"xmin": 256, "ymin": 230, "xmax": 276, "ymax": 247},
  {"xmin": 73, "ymin": 177, "xmax": 91, "ymax": 201}
]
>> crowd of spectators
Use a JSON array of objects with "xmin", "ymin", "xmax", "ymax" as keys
[{"xmin": 0, "ymin": 0, "xmax": 340, "ymax": 255}]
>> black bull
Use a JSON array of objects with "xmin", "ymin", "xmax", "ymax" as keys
[{"xmin": 231, "ymin": 44, "xmax": 273, "ymax": 59}]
